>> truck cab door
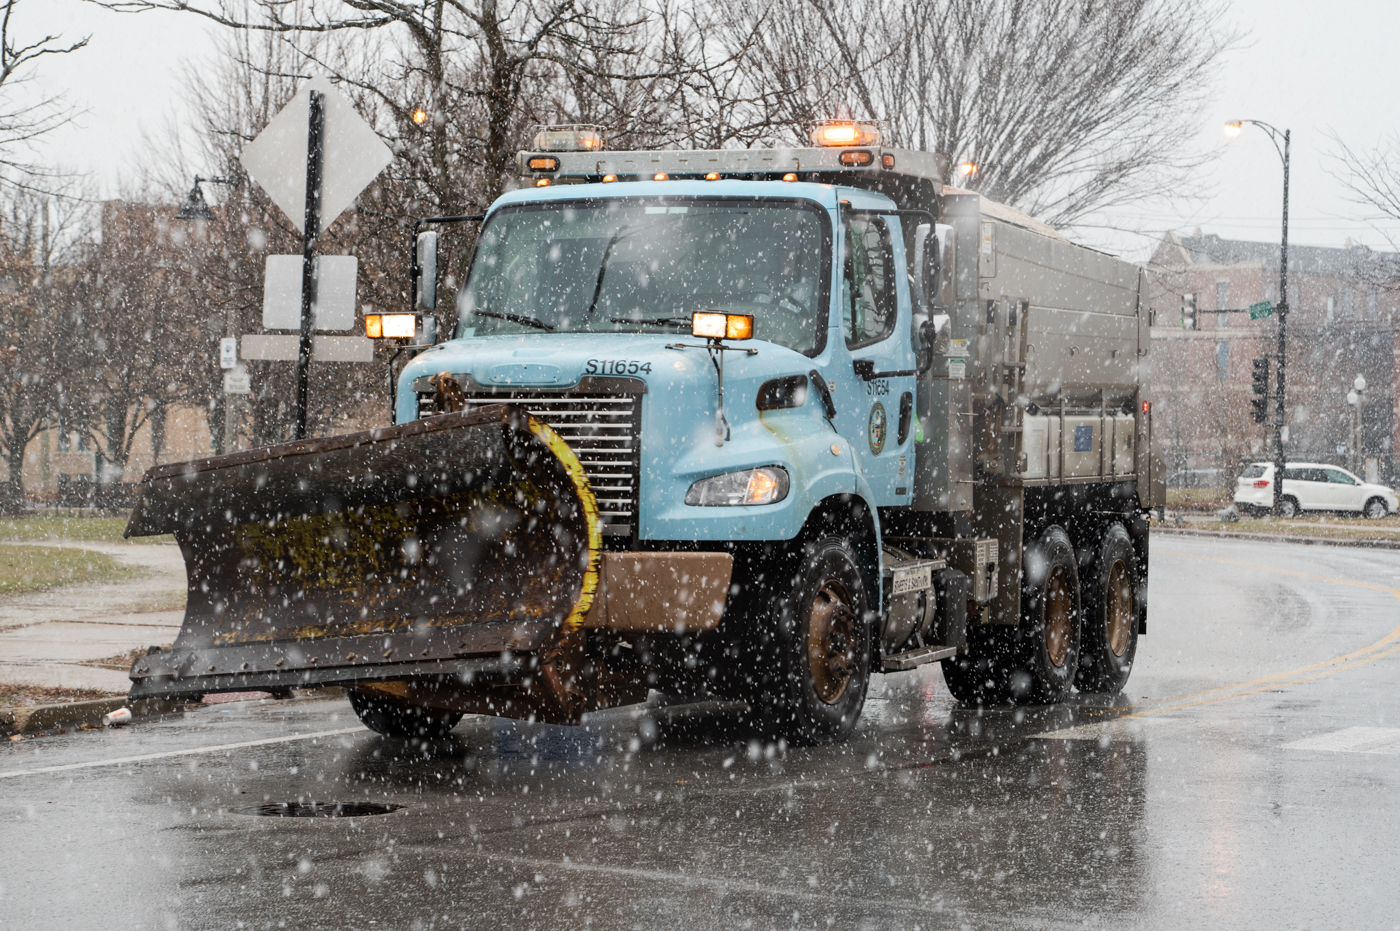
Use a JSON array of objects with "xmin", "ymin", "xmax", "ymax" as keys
[{"xmin": 829, "ymin": 206, "xmax": 917, "ymax": 505}]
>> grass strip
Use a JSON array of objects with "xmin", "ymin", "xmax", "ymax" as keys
[
  {"xmin": 0, "ymin": 515, "xmax": 171, "ymax": 545},
  {"xmin": 0, "ymin": 545, "xmax": 142, "ymax": 594}
]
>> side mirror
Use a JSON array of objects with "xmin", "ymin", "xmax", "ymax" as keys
[
  {"xmin": 415, "ymin": 231, "xmax": 438, "ymax": 313},
  {"xmin": 921, "ymin": 230, "xmax": 940, "ymax": 310}
]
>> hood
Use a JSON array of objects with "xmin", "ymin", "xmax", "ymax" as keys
[{"xmin": 397, "ymin": 331, "xmax": 817, "ymax": 419}]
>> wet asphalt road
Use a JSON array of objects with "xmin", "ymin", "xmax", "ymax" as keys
[{"xmin": 3, "ymin": 533, "xmax": 1400, "ymax": 931}]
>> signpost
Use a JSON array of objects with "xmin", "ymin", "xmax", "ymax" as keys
[
  {"xmin": 239, "ymin": 77, "xmax": 392, "ymax": 439},
  {"xmin": 1248, "ymin": 300, "xmax": 1274, "ymax": 320}
]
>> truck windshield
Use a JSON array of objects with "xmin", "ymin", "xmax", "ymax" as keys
[{"xmin": 457, "ymin": 198, "xmax": 830, "ymax": 354}]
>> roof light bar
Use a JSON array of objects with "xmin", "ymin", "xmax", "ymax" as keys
[
  {"xmin": 810, "ymin": 120, "xmax": 882, "ymax": 147},
  {"xmin": 530, "ymin": 124, "xmax": 604, "ymax": 152}
]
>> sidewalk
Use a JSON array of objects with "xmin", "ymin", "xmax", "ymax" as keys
[{"xmin": 0, "ymin": 541, "xmax": 187, "ymax": 693}]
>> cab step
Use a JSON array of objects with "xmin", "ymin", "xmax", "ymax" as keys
[{"xmin": 881, "ymin": 645, "xmax": 958, "ymax": 672}]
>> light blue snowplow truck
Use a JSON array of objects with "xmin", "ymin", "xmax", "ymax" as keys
[{"xmin": 125, "ymin": 123, "xmax": 1165, "ymax": 744}]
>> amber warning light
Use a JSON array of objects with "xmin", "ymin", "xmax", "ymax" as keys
[
  {"xmin": 366, "ymin": 314, "xmax": 417, "ymax": 339},
  {"xmin": 810, "ymin": 120, "xmax": 881, "ymax": 147},
  {"xmin": 692, "ymin": 311, "xmax": 754, "ymax": 341}
]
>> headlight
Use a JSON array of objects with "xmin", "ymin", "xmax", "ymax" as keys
[{"xmin": 685, "ymin": 466, "xmax": 789, "ymax": 506}]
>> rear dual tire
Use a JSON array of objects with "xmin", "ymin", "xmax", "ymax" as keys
[
  {"xmin": 941, "ymin": 527, "xmax": 1081, "ymax": 706},
  {"xmin": 1075, "ymin": 524, "xmax": 1138, "ymax": 694},
  {"xmin": 942, "ymin": 523, "xmax": 1140, "ymax": 705}
]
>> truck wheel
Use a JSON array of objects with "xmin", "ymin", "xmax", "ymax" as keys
[
  {"xmin": 1075, "ymin": 523, "xmax": 1137, "ymax": 694},
  {"xmin": 348, "ymin": 689, "xmax": 463, "ymax": 740},
  {"xmin": 1277, "ymin": 496, "xmax": 1299, "ymax": 518},
  {"xmin": 1011, "ymin": 526, "xmax": 1081, "ymax": 704},
  {"xmin": 757, "ymin": 535, "xmax": 872, "ymax": 744},
  {"xmin": 1364, "ymin": 497, "xmax": 1389, "ymax": 520}
]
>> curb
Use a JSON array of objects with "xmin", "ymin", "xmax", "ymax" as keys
[
  {"xmin": 1153, "ymin": 526, "xmax": 1400, "ymax": 551},
  {"xmin": 2, "ymin": 696, "xmax": 186, "ymax": 737}
]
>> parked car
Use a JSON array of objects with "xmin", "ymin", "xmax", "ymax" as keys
[{"xmin": 1234, "ymin": 462, "xmax": 1398, "ymax": 519}]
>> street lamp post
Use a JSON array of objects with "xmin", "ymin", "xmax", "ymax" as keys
[
  {"xmin": 1226, "ymin": 120, "xmax": 1290, "ymax": 513},
  {"xmin": 176, "ymin": 174, "xmax": 240, "ymax": 453},
  {"xmin": 1347, "ymin": 373, "xmax": 1367, "ymax": 475}
]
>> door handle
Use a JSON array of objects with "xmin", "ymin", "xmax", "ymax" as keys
[{"xmin": 853, "ymin": 359, "xmax": 916, "ymax": 381}]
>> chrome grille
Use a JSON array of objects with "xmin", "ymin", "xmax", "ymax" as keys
[{"xmin": 417, "ymin": 389, "xmax": 642, "ymax": 536}]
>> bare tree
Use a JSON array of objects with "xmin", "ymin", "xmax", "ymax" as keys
[
  {"xmin": 1328, "ymin": 132, "xmax": 1400, "ymax": 285},
  {"xmin": 0, "ymin": 0, "xmax": 89, "ymax": 187},
  {"xmin": 0, "ymin": 184, "xmax": 94, "ymax": 508},
  {"xmin": 710, "ymin": 0, "xmax": 1236, "ymax": 228}
]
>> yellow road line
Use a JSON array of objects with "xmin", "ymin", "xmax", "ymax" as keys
[{"xmin": 1107, "ymin": 549, "xmax": 1400, "ymax": 718}]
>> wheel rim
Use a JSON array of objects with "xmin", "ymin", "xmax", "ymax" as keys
[
  {"xmin": 1044, "ymin": 566, "xmax": 1073, "ymax": 668},
  {"xmin": 1106, "ymin": 559, "xmax": 1132, "ymax": 658},
  {"xmin": 807, "ymin": 580, "xmax": 857, "ymax": 704}
]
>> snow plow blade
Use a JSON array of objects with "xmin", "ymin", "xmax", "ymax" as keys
[{"xmin": 124, "ymin": 405, "xmax": 600, "ymax": 718}]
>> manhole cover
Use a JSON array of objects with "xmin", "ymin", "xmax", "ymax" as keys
[{"xmin": 238, "ymin": 801, "xmax": 404, "ymax": 818}]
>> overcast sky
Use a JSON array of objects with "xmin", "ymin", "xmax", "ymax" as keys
[{"xmin": 19, "ymin": 0, "xmax": 1400, "ymax": 261}]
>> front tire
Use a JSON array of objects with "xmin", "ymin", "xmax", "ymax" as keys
[
  {"xmin": 348, "ymin": 688, "xmax": 463, "ymax": 740},
  {"xmin": 1364, "ymin": 497, "xmax": 1389, "ymax": 520},
  {"xmin": 1076, "ymin": 524, "xmax": 1138, "ymax": 694},
  {"xmin": 751, "ymin": 536, "xmax": 872, "ymax": 744}
]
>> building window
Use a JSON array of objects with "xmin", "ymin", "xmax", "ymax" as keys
[
  {"xmin": 1216, "ymin": 341, "xmax": 1229, "ymax": 382},
  {"xmin": 1368, "ymin": 290, "xmax": 1378, "ymax": 319},
  {"xmin": 1326, "ymin": 294, "xmax": 1336, "ymax": 325},
  {"xmin": 1215, "ymin": 281, "xmax": 1229, "ymax": 309},
  {"xmin": 1343, "ymin": 288, "xmax": 1355, "ymax": 317}
]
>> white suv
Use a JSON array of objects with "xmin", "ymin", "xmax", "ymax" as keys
[{"xmin": 1234, "ymin": 462, "xmax": 1398, "ymax": 519}]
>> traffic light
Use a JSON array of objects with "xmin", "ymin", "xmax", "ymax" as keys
[
  {"xmin": 1182, "ymin": 292, "xmax": 1197, "ymax": 329},
  {"xmin": 1251, "ymin": 356, "xmax": 1270, "ymax": 423}
]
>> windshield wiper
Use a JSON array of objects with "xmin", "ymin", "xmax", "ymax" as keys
[
  {"xmin": 473, "ymin": 310, "xmax": 555, "ymax": 331},
  {"xmin": 609, "ymin": 316, "xmax": 691, "ymax": 328},
  {"xmin": 585, "ymin": 224, "xmax": 641, "ymax": 319}
]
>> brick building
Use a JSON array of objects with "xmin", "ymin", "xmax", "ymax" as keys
[{"xmin": 1149, "ymin": 231, "xmax": 1400, "ymax": 484}]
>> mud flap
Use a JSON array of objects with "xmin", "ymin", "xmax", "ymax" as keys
[{"xmin": 125, "ymin": 405, "xmax": 600, "ymax": 722}]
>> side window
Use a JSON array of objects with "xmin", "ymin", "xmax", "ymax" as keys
[
  {"xmin": 1326, "ymin": 468, "xmax": 1357, "ymax": 485},
  {"xmin": 842, "ymin": 216, "xmax": 896, "ymax": 348}
]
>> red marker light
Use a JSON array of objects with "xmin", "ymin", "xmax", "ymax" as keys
[
  {"xmin": 1141, "ymin": 401, "xmax": 1150, "ymax": 414},
  {"xmin": 1253, "ymin": 480, "xmax": 1270, "ymax": 488}
]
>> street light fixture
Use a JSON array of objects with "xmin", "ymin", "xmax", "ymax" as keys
[
  {"xmin": 1348, "ymin": 374, "xmax": 1367, "ymax": 474},
  {"xmin": 1225, "ymin": 118, "xmax": 1291, "ymax": 513},
  {"xmin": 175, "ymin": 175, "xmax": 235, "ymax": 221}
]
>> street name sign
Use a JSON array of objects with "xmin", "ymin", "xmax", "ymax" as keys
[{"xmin": 1249, "ymin": 300, "xmax": 1274, "ymax": 320}]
